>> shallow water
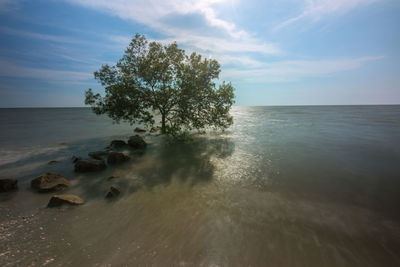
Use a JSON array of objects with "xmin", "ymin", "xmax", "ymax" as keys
[{"xmin": 1, "ymin": 106, "xmax": 400, "ymax": 266}]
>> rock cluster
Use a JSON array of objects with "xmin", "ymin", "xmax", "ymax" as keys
[{"xmin": 5, "ymin": 132, "xmax": 150, "ymax": 208}]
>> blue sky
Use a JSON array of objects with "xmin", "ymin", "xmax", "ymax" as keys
[{"xmin": 0, "ymin": 0, "xmax": 399, "ymax": 107}]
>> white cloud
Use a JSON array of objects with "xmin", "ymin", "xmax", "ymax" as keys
[
  {"xmin": 64, "ymin": 0, "xmax": 279, "ymax": 55},
  {"xmin": 221, "ymin": 56, "xmax": 384, "ymax": 82},
  {"xmin": 275, "ymin": 0, "xmax": 380, "ymax": 30},
  {"xmin": 213, "ymin": 54, "xmax": 265, "ymax": 68},
  {"xmin": 65, "ymin": 0, "xmax": 241, "ymax": 36},
  {"xmin": 155, "ymin": 34, "xmax": 279, "ymax": 54}
]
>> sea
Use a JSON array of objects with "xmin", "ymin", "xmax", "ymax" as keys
[{"xmin": 1, "ymin": 106, "xmax": 400, "ymax": 266}]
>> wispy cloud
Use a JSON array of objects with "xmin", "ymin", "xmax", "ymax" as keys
[
  {"xmin": 0, "ymin": 59, "xmax": 93, "ymax": 82},
  {"xmin": 221, "ymin": 56, "xmax": 384, "ymax": 82},
  {"xmin": 0, "ymin": 0, "xmax": 18, "ymax": 12},
  {"xmin": 0, "ymin": 26, "xmax": 92, "ymax": 45},
  {"xmin": 274, "ymin": 0, "xmax": 380, "ymax": 30}
]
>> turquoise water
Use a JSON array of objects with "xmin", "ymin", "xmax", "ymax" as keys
[{"xmin": 1, "ymin": 106, "xmax": 400, "ymax": 266}]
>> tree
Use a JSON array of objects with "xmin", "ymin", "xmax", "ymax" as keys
[{"xmin": 85, "ymin": 34, "xmax": 234, "ymax": 136}]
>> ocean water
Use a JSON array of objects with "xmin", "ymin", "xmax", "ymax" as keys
[{"xmin": 1, "ymin": 106, "xmax": 400, "ymax": 266}]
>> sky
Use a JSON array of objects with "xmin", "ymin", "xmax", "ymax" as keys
[{"xmin": 0, "ymin": 0, "xmax": 399, "ymax": 107}]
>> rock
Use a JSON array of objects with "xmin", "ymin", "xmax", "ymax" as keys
[
  {"xmin": 105, "ymin": 186, "xmax": 120, "ymax": 198},
  {"xmin": 88, "ymin": 151, "xmax": 110, "ymax": 160},
  {"xmin": 107, "ymin": 175, "xmax": 118, "ymax": 181},
  {"xmin": 31, "ymin": 173, "xmax": 70, "ymax": 193},
  {"xmin": 74, "ymin": 158, "xmax": 106, "ymax": 172},
  {"xmin": 47, "ymin": 194, "xmax": 84, "ymax": 207},
  {"xmin": 107, "ymin": 152, "xmax": 130, "ymax": 164},
  {"xmin": 110, "ymin": 140, "xmax": 127, "ymax": 148},
  {"xmin": 0, "ymin": 178, "xmax": 18, "ymax": 192},
  {"xmin": 71, "ymin": 156, "xmax": 82, "ymax": 163},
  {"xmin": 48, "ymin": 160, "xmax": 60, "ymax": 165},
  {"xmin": 150, "ymin": 126, "xmax": 161, "ymax": 133},
  {"xmin": 128, "ymin": 135, "xmax": 147, "ymax": 149},
  {"xmin": 134, "ymin": 127, "xmax": 146, "ymax": 133}
]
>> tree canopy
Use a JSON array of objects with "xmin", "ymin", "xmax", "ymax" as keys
[{"xmin": 85, "ymin": 34, "xmax": 235, "ymax": 136}]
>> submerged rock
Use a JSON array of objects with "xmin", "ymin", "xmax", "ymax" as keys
[
  {"xmin": 71, "ymin": 156, "xmax": 82, "ymax": 163},
  {"xmin": 0, "ymin": 178, "xmax": 18, "ymax": 192},
  {"xmin": 105, "ymin": 186, "xmax": 120, "ymax": 198},
  {"xmin": 48, "ymin": 160, "xmax": 61, "ymax": 165},
  {"xmin": 47, "ymin": 194, "xmax": 84, "ymax": 207},
  {"xmin": 134, "ymin": 127, "xmax": 146, "ymax": 133},
  {"xmin": 107, "ymin": 152, "xmax": 130, "ymax": 164},
  {"xmin": 31, "ymin": 173, "xmax": 70, "ymax": 193},
  {"xmin": 74, "ymin": 158, "xmax": 106, "ymax": 172},
  {"xmin": 110, "ymin": 140, "xmax": 126, "ymax": 148},
  {"xmin": 150, "ymin": 126, "xmax": 161, "ymax": 133},
  {"xmin": 107, "ymin": 175, "xmax": 118, "ymax": 181},
  {"xmin": 128, "ymin": 135, "xmax": 147, "ymax": 149},
  {"xmin": 88, "ymin": 151, "xmax": 110, "ymax": 160}
]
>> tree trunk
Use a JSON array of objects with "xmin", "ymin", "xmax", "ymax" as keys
[{"xmin": 161, "ymin": 113, "xmax": 166, "ymax": 134}]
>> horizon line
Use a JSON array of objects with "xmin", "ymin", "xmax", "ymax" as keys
[{"xmin": 1, "ymin": 104, "xmax": 400, "ymax": 108}]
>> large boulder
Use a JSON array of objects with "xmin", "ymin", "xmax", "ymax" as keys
[
  {"xmin": 107, "ymin": 152, "xmax": 130, "ymax": 164},
  {"xmin": 128, "ymin": 135, "xmax": 147, "ymax": 149},
  {"xmin": 134, "ymin": 127, "xmax": 146, "ymax": 133},
  {"xmin": 88, "ymin": 151, "xmax": 109, "ymax": 160},
  {"xmin": 31, "ymin": 173, "xmax": 70, "ymax": 193},
  {"xmin": 0, "ymin": 178, "xmax": 18, "ymax": 192},
  {"xmin": 105, "ymin": 186, "xmax": 120, "ymax": 198},
  {"xmin": 110, "ymin": 140, "xmax": 127, "ymax": 149},
  {"xmin": 47, "ymin": 194, "xmax": 84, "ymax": 207},
  {"xmin": 74, "ymin": 158, "xmax": 106, "ymax": 172}
]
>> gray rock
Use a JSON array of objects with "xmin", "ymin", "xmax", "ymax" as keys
[
  {"xmin": 74, "ymin": 158, "xmax": 106, "ymax": 172},
  {"xmin": 31, "ymin": 173, "xmax": 70, "ymax": 193},
  {"xmin": 88, "ymin": 151, "xmax": 110, "ymax": 160},
  {"xmin": 105, "ymin": 186, "xmax": 120, "ymax": 198},
  {"xmin": 110, "ymin": 140, "xmax": 127, "ymax": 148},
  {"xmin": 134, "ymin": 127, "xmax": 146, "ymax": 133},
  {"xmin": 47, "ymin": 194, "xmax": 84, "ymax": 207},
  {"xmin": 0, "ymin": 178, "xmax": 18, "ymax": 192},
  {"xmin": 128, "ymin": 135, "xmax": 147, "ymax": 149},
  {"xmin": 107, "ymin": 152, "xmax": 130, "ymax": 164}
]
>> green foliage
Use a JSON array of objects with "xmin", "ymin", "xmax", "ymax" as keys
[{"xmin": 85, "ymin": 34, "xmax": 235, "ymax": 135}]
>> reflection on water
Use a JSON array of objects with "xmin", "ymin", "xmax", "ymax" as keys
[{"xmin": 1, "ymin": 106, "xmax": 400, "ymax": 266}]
